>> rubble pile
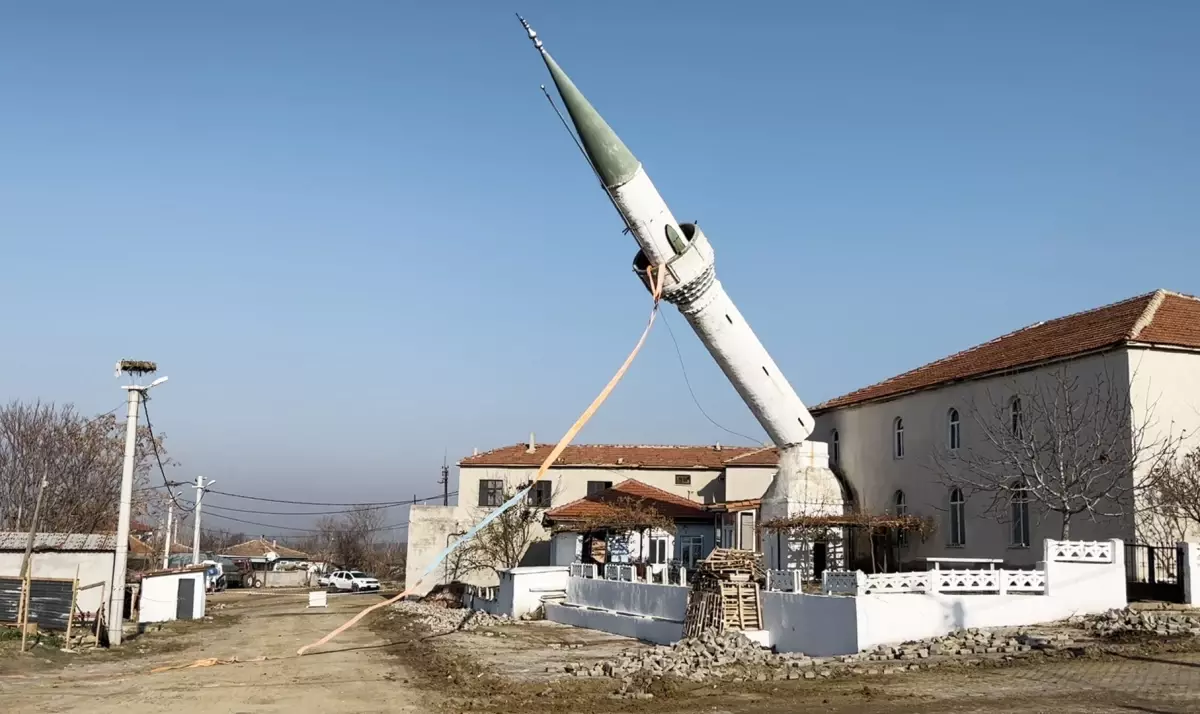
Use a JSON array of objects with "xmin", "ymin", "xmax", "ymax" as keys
[
  {"xmin": 565, "ymin": 631, "xmax": 777, "ymax": 683},
  {"xmin": 391, "ymin": 600, "xmax": 514, "ymax": 633},
  {"xmin": 861, "ymin": 628, "xmax": 1045, "ymax": 660},
  {"xmin": 1075, "ymin": 609, "xmax": 1200, "ymax": 637}
]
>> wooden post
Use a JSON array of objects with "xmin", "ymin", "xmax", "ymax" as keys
[
  {"xmin": 65, "ymin": 566, "xmax": 80, "ymax": 649},
  {"xmin": 19, "ymin": 574, "xmax": 31, "ymax": 653},
  {"xmin": 93, "ymin": 582, "xmax": 105, "ymax": 649}
]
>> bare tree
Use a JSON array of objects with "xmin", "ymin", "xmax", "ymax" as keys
[
  {"xmin": 1142, "ymin": 446, "xmax": 1200, "ymax": 544},
  {"xmin": 931, "ymin": 363, "xmax": 1180, "ymax": 540},
  {"xmin": 456, "ymin": 482, "xmax": 554, "ymax": 578},
  {"xmin": 0, "ymin": 400, "xmax": 168, "ymax": 534}
]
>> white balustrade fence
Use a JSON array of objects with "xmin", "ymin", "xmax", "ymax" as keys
[
  {"xmin": 569, "ymin": 562, "xmax": 597, "ymax": 579},
  {"xmin": 767, "ymin": 569, "xmax": 803, "ymax": 592},
  {"xmin": 603, "ymin": 563, "xmax": 638, "ymax": 582},
  {"xmin": 464, "ymin": 584, "xmax": 498, "ymax": 601},
  {"xmin": 823, "ymin": 568, "xmax": 1047, "ymax": 595},
  {"xmin": 1047, "ymin": 539, "xmax": 1113, "ymax": 563}
]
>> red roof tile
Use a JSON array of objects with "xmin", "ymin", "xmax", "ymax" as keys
[
  {"xmin": 815, "ymin": 290, "xmax": 1200, "ymax": 412},
  {"xmin": 722, "ymin": 447, "xmax": 780, "ymax": 466},
  {"xmin": 460, "ymin": 443, "xmax": 763, "ymax": 469},
  {"xmin": 544, "ymin": 479, "xmax": 711, "ymax": 523}
]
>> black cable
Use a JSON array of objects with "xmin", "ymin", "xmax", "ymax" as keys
[
  {"xmin": 201, "ymin": 494, "xmax": 456, "ymax": 517},
  {"xmin": 139, "ymin": 399, "xmax": 195, "ymax": 513},
  {"xmin": 204, "ymin": 489, "xmax": 451, "ymax": 507},
  {"xmin": 659, "ymin": 310, "xmax": 766, "ymax": 446},
  {"xmin": 201, "ymin": 509, "xmax": 409, "ymax": 534}
]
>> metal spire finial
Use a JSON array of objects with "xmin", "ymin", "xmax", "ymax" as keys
[{"xmin": 516, "ymin": 14, "xmax": 544, "ymax": 52}]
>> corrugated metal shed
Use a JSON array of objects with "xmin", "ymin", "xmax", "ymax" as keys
[{"xmin": 0, "ymin": 532, "xmax": 119, "ymax": 552}]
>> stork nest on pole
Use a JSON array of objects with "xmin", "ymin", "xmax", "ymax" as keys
[{"xmin": 116, "ymin": 359, "xmax": 158, "ymax": 376}]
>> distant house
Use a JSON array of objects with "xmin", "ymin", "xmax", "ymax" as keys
[
  {"xmin": 221, "ymin": 538, "xmax": 309, "ymax": 572},
  {"xmin": 542, "ymin": 479, "xmax": 717, "ymax": 571}
]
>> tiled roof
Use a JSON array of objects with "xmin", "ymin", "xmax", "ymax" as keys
[
  {"xmin": 544, "ymin": 479, "xmax": 711, "ymax": 524},
  {"xmin": 221, "ymin": 538, "xmax": 309, "ymax": 560},
  {"xmin": 815, "ymin": 290, "xmax": 1200, "ymax": 412},
  {"xmin": 722, "ymin": 447, "xmax": 780, "ymax": 466},
  {"xmin": 0, "ymin": 532, "xmax": 118, "ymax": 552},
  {"xmin": 460, "ymin": 443, "xmax": 762, "ymax": 469}
]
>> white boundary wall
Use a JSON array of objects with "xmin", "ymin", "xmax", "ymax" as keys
[
  {"xmin": 462, "ymin": 566, "xmax": 569, "ymax": 619},
  {"xmin": 542, "ymin": 539, "xmax": 1128, "ymax": 654}
]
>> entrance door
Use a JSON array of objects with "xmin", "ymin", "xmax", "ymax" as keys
[
  {"xmin": 1125, "ymin": 543, "xmax": 1185, "ymax": 603},
  {"xmin": 812, "ymin": 542, "xmax": 828, "ymax": 580},
  {"xmin": 176, "ymin": 578, "xmax": 196, "ymax": 620}
]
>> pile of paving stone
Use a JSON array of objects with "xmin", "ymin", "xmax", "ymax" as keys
[
  {"xmin": 1075, "ymin": 608, "xmax": 1200, "ymax": 637},
  {"xmin": 565, "ymin": 630, "xmax": 774, "ymax": 683},
  {"xmin": 390, "ymin": 600, "xmax": 514, "ymax": 633},
  {"xmin": 860, "ymin": 628, "xmax": 1049, "ymax": 660}
]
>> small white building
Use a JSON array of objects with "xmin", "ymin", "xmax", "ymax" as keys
[
  {"xmin": 0, "ymin": 532, "xmax": 117, "ymax": 618},
  {"xmin": 138, "ymin": 565, "xmax": 207, "ymax": 624}
]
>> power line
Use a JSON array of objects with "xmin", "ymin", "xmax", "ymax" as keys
[
  {"xmin": 139, "ymin": 399, "xmax": 194, "ymax": 513},
  {"xmin": 201, "ymin": 494, "xmax": 456, "ymax": 517},
  {"xmin": 660, "ymin": 309, "xmax": 766, "ymax": 446},
  {"xmin": 204, "ymin": 489, "xmax": 450, "ymax": 507},
  {"xmin": 201, "ymin": 509, "xmax": 410, "ymax": 534}
]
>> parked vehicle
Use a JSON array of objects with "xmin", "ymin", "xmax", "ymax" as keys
[
  {"xmin": 327, "ymin": 570, "xmax": 380, "ymax": 592},
  {"xmin": 316, "ymin": 573, "xmax": 332, "ymax": 587},
  {"xmin": 220, "ymin": 557, "xmax": 250, "ymax": 588}
]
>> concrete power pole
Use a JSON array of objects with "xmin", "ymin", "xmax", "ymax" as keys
[
  {"xmin": 161, "ymin": 497, "xmax": 174, "ymax": 570},
  {"xmin": 440, "ymin": 452, "xmax": 450, "ymax": 506},
  {"xmin": 191, "ymin": 475, "xmax": 214, "ymax": 565},
  {"xmin": 108, "ymin": 360, "xmax": 167, "ymax": 646},
  {"xmin": 18, "ymin": 466, "xmax": 50, "ymax": 580}
]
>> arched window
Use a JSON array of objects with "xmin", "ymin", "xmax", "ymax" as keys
[
  {"xmin": 830, "ymin": 429, "xmax": 840, "ymax": 464},
  {"xmin": 948, "ymin": 488, "xmax": 966, "ymax": 547},
  {"xmin": 894, "ymin": 490, "xmax": 908, "ymax": 547},
  {"xmin": 948, "ymin": 408, "xmax": 961, "ymax": 450},
  {"xmin": 893, "ymin": 418, "xmax": 905, "ymax": 459},
  {"xmin": 1010, "ymin": 481, "xmax": 1031, "ymax": 547},
  {"xmin": 1010, "ymin": 398, "xmax": 1023, "ymax": 438}
]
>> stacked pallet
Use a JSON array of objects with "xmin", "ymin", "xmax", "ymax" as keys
[{"xmin": 681, "ymin": 548, "xmax": 764, "ymax": 636}]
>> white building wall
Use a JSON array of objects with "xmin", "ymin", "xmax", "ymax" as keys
[
  {"xmin": 723, "ymin": 465, "xmax": 777, "ymax": 502},
  {"xmin": 458, "ymin": 464, "xmax": 726, "ymax": 510},
  {"xmin": 138, "ymin": 571, "xmax": 206, "ymax": 624},
  {"xmin": 814, "ymin": 351, "xmax": 1136, "ymax": 566},
  {"xmin": 404, "ymin": 505, "xmax": 484, "ymax": 596},
  {"xmin": 0, "ymin": 551, "xmax": 114, "ymax": 616},
  {"xmin": 1127, "ymin": 347, "xmax": 1200, "ymax": 543}
]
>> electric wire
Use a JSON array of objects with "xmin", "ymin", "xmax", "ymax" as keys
[
  {"xmin": 201, "ymin": 494, "xmax": 456, "ymax": 517},
  {"xmin": 200, "ymin": 509, "xmax": 409, "ymax": 534},
  {"xmin": 659, "ymin": 309, "xmax": 767, "ymax": 446},
  {"xmin": 204, "ymin": 489, "xmax": 449, "ymax": 507},
  {"xmin": 139, "ymin": 399, "xmax": 194, "ymax": 514}
]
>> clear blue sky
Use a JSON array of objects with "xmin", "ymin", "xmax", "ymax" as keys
[{"xmin": 1, "ymin": 2, "xmax": 1197, "ymax": 531}]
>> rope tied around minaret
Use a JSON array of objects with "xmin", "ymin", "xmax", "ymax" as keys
[{"xmin": 295, "ymin": 264, "xmax": 666, "ymax": 656}]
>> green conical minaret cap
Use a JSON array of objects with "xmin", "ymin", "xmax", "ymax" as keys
[{"xmin": 519, "ymin": 17, "xmax": 640, "ymax": 189}]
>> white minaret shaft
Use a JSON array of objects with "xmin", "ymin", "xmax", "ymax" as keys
[{"xmin": 522, "ymin": 18, "xmax": 813, "ymax": 446}]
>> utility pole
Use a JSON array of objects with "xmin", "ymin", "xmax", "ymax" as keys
[
  {"xmin": 18, "ymin": 466, "xmax": 49, "ymax": 580},
  {"xmin": 161, "ymin": 496, "xmax": 174, "ymax": 570},
  {"xmin": 192, "ymin": 475, "xmax": 215, "ymax": 565},
  {"xmin": 108, "ymin": 359, "xmax": 167, "ymax": 647},
  {"xmin": 440, "ymin": 451, "xmax": 450, "ymax": 506}
]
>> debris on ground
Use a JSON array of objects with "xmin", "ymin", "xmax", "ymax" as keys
[
  {"xmin": 1072, "ymin": 608, "xmax": 1200, "ymax": 637},
  {"xmin": 390, "ymin": 600, "xmax": 516, "ymax": 633}
]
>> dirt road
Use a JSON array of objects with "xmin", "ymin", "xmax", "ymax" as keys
[
  {"xmin": 5, "ymin": 592, "xmax": 1200, "ymax": 713},
  {"xmin": 0, "ymin": 590, "xmax": 428, "ymax": 714}
]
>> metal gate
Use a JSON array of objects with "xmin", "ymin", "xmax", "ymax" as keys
[{"xmin": 1125, "ymin": 543, "xmax": 1185, "ymax": 603}]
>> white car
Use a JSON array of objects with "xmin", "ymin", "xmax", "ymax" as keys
[{"xmin": 327, "ymin": 570, "xmax": 380, "ymax": 592}]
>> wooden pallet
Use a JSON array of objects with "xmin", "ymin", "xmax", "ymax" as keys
[
  {"xmin": 719, "ymin": 581, "xmax": 762, "ymax": 630},
  {"xmin": 682, "ymin": 589, "xmax": 724, "ymax": 638}
]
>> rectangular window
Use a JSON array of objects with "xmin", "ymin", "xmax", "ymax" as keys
[
  {"xmin": 738, "ymin": 511, "xmax": 756, "ymax": 552},
  {"xmin": 649, "ymin": 537, "xmax": 669, "ymax": 564},
  {"xmin": 680, "ymin": 535, "xmax": 704, "ymax": 569},
  {"xmin": 587, "ymin": 481, "xmax": 613, "ymax": 496},
  {"xmin": 1010, "ymin": 492, "xmax": 1030, "ymax": 547},
  {"xmin": 478, "ymin": 479, "xmax": 504, "ymax": 507},
  {"xmin": 527, "ymin": 481, "xmax": 552, "ymax": 508},
  {"xmin": 674, "ymin": 474, "xmax": 692, "ymax": 486}
]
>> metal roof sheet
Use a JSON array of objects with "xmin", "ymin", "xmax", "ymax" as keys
[{"xmin": 0, "ymin": 532, "xmax": 119, "ymax": 552}]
